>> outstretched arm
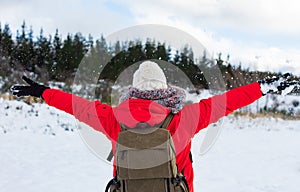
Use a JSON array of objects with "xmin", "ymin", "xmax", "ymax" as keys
[
  {"xmin": 183, "ymin": 73, "xmax": 299, "ymax": 135},
  {"xmin": 188, "ymin": 82, "xmax": 262, "ymax": 135},
  {"xmin": 42, "ymin": 89, "xmax": 116, "ymax": 136},
  {"xmin": 11, "ymin": 76, "xmax": 117, "ymax": 137}
]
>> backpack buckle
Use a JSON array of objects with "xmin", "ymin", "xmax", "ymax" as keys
[
  {"xmin": 171, "ymin": 175, "xmax": 185, "ymax": 185},
  {"xmin": 112, "ymin": 178, "xmax": 120, "ymax": 188}
]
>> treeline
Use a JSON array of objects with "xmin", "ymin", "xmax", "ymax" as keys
[
  {"xmin": 0, "ymin": 21, "xmax": 90, "ymax": 83},
  {"xmin": 0, "ymin": 21, "xmax": 297, "ymax": 95}
]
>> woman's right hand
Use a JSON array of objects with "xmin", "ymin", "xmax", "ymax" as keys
[{"xmin": 10, "ymin": 76, "xmax": 49, "ymax": 98}]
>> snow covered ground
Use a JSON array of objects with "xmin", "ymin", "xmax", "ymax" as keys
[{"xmin": 0, "ymin": 98, "xmax": 300, "ymax": 192}]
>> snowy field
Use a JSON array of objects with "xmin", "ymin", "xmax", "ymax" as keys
[{"xmin": 0, "ymin": 98, "xmax": 300, "ymax": 192}]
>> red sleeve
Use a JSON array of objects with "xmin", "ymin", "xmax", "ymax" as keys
[
  {"xmin": 42, "ymin": 89, "xmax": 117, "ymax": 138},
  {"xmin": 182, "ymin": 82, "xmax": 263, "ymax": 136}
]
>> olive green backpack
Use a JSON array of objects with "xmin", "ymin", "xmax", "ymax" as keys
[{"xmin": 105, "ymin": 113, "xmax": 189, "ymax": 192}]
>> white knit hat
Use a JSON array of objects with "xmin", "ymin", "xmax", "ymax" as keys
[{"xmin": 132, "ymin": 61, "xmax": 168, "ymax": 90}]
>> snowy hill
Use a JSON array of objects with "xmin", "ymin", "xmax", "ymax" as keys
[{"xmin": 0, "ymin": 98, "xmax": 300, "ymax": 192}]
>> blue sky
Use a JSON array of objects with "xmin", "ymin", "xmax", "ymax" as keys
[{"xmin": 1, "ymin": 0, "xmax": 300, "ymax": 74}]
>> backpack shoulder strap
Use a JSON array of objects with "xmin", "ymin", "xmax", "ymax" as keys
[{"xmin": 160, "ymin": 113, "xmax": 174, "ymax": 129}]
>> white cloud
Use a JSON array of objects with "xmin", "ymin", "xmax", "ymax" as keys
[
  {"xmin": 0, "ymin": 0, "xmax": 133, "ymax": 38},
  {"xmin": 111, "ymin": 0, "xmax": 300, "ymax": 75},
  {"xmin": 1, "ymin": 0, "xmax": 300, "ymax": 75},
  {"xmin": 217, "ymin": 0, "xmax": 300, "ymax": 35},
  {"xmin": 118, "ymin": 0, "xmax": 300, "ymax": 35}
]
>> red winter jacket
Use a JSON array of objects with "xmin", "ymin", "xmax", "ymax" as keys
[{"xmin": 42, "ymin": 82, "xmax": 262, "ymax": 192}]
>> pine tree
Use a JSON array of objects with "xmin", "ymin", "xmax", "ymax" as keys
[
  {"xmin": 34, "ymin": 28, "xmax": 52, "ymax": 81},
  {"xmin": 145, "ymin": 40, "xmax": 157, "ymax": 59},
  {"xmin": 14, "ymin": 21, "xmax": 35, "ymax": 71},
  {"xmin": 155, "ymin": 43, "xmax": 169, "ymax": 61},
  {"xmin": 0, "ymin": 24, "xmax": 14, "ymax": 58},
  {"xmin": 72, "ymin": 33, "xmax": 87, "ymax": 71},
  {"xmin": 51, "ymin": 29, "xmax": 63, "ymax": 80},
  {"xmin": 27, "ymin": 26, "xmax": 35, "ymax": 71}
]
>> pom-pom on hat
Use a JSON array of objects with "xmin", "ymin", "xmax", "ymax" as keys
[{"xmin": 132, "ymin": 61, "xmax": 168, "ymax": 90}]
